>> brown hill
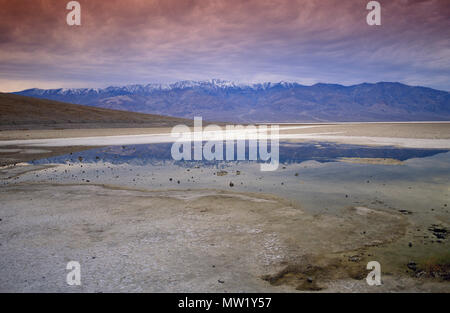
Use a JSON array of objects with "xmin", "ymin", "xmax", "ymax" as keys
[{"xmin": 0, "ymin": 93, "xmax": 192, "ymax": 130}]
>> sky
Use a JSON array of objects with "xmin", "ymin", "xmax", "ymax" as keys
[{"xmin": 0, "ymin": 0, "xmax": 449, "ymax": 92}]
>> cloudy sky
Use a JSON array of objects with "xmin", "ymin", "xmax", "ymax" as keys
[{"xmin": 0, "ymin": 0, "xmax": 449, "ymax": 92}]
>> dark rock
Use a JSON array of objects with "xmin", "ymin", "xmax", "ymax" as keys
[
  {"xmin": 428, "ymin": 225, "xmax": 447, "ymax": 239},
  {"xmin": 348, "ymin": 255, "xmax": 361, "ymax": 262},
  {"xmin": 407, "ymin": 261, "xmax": 417, "ymax": 271},
  {"xmin": 415, "ymin": 271, "xmax": 426, "ymax": 278}
]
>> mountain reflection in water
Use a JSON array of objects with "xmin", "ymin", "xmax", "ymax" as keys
[{"xmin": 31, "ymin": 142, "xmax": 449, "ymax": 166}]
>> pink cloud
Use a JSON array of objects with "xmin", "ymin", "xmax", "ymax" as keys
[{"xmin": 0, "ymin": 0, "xmax": 449, "ymax": 91}]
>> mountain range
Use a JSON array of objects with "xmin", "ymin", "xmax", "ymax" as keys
[{"xmin": 14, "ymin": 80, "xmax": 450, "ymax": 123}]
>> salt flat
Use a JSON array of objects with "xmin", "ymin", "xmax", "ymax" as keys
[{"xmin": 1, "ymin": 123, "xmax": 449, "ymax": 150}]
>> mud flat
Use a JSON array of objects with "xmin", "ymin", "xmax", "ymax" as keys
[
  {"xmin": 0, "ymin": 159, "xmax": 449, "ymax": 292},
  {"xmin": 278, "ymin": 122, "xmax": 450, "ymax": 139},
  {"xmin": 0, "ymin": 181, "xmax": 443, "ymax": 292},
  {"xmin": 1, "ymin": 122, "xmax": 449, "ymax": 141},
  {"xmin": 338, "ymin": 157, "xmax": 404, "ymax": 165}
]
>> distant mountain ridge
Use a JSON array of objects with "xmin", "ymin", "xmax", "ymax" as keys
[{"xmin": 15, "ymin": 80, "xmax": 450, "ymax": 122}]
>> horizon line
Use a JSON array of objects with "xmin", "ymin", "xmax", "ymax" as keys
[{"xmin": 7, "ymin": 80, "xmax": 450, "ymax": 94}]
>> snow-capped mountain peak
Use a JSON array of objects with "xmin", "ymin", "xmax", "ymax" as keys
[{"xmin": 17, "ymin": 79, "xmax": 303, "ymax": 96}]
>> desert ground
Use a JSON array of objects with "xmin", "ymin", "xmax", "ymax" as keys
[{"xmin": 0, "ymin": 122, "xmax": 449, "ymax": 292}]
